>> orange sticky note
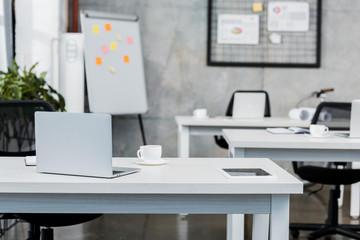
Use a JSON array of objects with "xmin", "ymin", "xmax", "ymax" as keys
[
  {"xmin": 124, "ymin": 55, "xmax": 130, "ymax": 63},
  {"xmin": 127, "ymin": 36, "xmax": 133, "ymax": 44},
  {"xmin": 92, "ymin": 25, "xmax": 100, "ymax": 34},
  {"xmin": 95, "ymin": 57, "xmax": 102, "ymax": 65},
  {"xmin": 110, "ymin": 42, "xmax": 117, "ymax": 50},
  {"xmin": 105, "ymin": 23, "xmax": 111, "ymax": 31}
]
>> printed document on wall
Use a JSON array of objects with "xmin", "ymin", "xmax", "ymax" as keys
[
  {"xmin": 267, "ymin": 2, "xmax": 309, "ymax": 32},
  {"xmin": 217, "ymin": 14, "xmax": 259, "ymax": 45}
]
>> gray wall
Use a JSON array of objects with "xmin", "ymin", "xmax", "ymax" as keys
[{"xmin": 79, "ymin": 0, "xmax": 360, "ymax": 158}]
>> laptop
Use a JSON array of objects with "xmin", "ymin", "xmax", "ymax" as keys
[
  {"xmin": 35, "ymin": 112, "xmax": 140, "ymax": 178},
  {"xmin": 337, "ymin": 99, "xmax": 360, "ymax": 138},
  {"xmin": 232, "ymin": 92, "xmax": 266, "ymax": 118}
]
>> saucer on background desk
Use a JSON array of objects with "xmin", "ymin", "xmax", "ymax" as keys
[
  {"xmin": 133, "ymin": 158, "xmax": 169, "ymax": 166},
  {"xmin": 305, "ymin": 133, "xmax": 331, "ymax": 138},
  {"xmin": 193, "ymin": 115, "xmax": 209, "ymax": 119}
]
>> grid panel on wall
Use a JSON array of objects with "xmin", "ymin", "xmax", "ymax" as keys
[{"xmin": 207, "ymin": 0, "xmax": 321, "ymax": 68}]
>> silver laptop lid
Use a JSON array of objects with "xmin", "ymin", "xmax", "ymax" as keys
[
  {"xmin": 350, "ymin": 99, "xmax": 360, "ymax": 138},
  {"xmin": 35, "ymin": 112, "xmax": 113, "ymax": 178},
  {"xmin": 232, "ymin": 92, "xmax": 266, "ymax": 119}
]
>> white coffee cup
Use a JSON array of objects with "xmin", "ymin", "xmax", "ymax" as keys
[
  {"xmin": 193, "ymin": 108, "xmax": 207, "ymax": 118},
  {"xmin": 310, "ymin": 124, "xmax": 329, "ymax": 137},
  {"xmin": 137, "ymin": 145, "xmax": 162, "ymax": 162}
]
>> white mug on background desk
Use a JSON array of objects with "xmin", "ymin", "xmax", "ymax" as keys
[
  {"xmin": 137, "ymin": 145, "xmax": 162, "ymax": 162},
  {"xmin": 310, "ymin": 124, "xmax": 329, "ymax": 137},
  {"xmin": 193, "ymin": 108, "xmax": 208, "ymax": 118}
]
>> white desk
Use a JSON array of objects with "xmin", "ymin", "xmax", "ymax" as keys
[
  {"xmin": 175, "ymin": 116, "xmax": 309, "ymax": 157},
  {"xmin": 0, "ymin": 157, "xmax": 302, "ymax": 240},
  {"xmin": 223, "ymin": 129, "xmax": 360, "ymax": 218}
]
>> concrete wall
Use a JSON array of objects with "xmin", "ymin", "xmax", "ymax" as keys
[{"xmin": 79, "ymin": 0, "xmax": 360, "ymax": 158}]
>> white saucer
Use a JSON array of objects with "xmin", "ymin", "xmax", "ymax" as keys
[
  {"xmin": 193, "ymin": 115, "xmax": 209, "ymax": 119},
  {"xmin": 133, "ymin": 158, "xmax": 169, "ymax": 166},
  {"xmin": 305, "ymin": 133, "xmax": 331, "ymax": 138}
]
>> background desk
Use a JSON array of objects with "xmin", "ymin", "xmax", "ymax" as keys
[
  {"xmin": 0, "ymin": 157, "xmax": 302, "ymax": 240},
  {"xmin": 223, "ymin": 129, "xmax": 360, "ymax": 218},
  {"xmin": 175, "ymin": 116, "xmax": 309, "ymax": 157}
]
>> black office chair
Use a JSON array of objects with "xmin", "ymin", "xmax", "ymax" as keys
[
  {"xmin": 214, "ymin": 90, "xmax": 271, "ymax": 149},
  {"xmin": 290, "ymin": 102, "xmax": 360, "ymax": 240},
  {"xmin": 0, "ymin": 100, "xmax": 101, "ymax": 240}
]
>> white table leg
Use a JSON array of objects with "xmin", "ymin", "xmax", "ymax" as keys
[
  {"xmin": 227, "ymin": 214, "xmax": 244, "ymax": 240},
  {"xmin": 351, "ymin": 162, "xmax": 360, "ymax": 218},
  {"xmin": 270, "ymin": 195, "xmax": 289, "ymax": 240},
  {"xmin": 252, "ymin": 214, "xmax": 269, "ymax": 240},
  {"xmin": 226, "ymin": 148, "xmax": 245, "ymax": 240},
  {"xmin": 339, "ymin": 185, "xmax": 344, "ymax": 207},
  {"xmin": 351, "ymin": 183, "xmax": 360, "ymax": 218},
  {"xmin": 178, "ymin": 125, "xmax": 190, "ymax": 158}
]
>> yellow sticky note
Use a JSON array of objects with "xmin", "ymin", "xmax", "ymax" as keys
[
  {"xmin": 92, "ymin": 25, "xmax": 100, "ymax": 34},
  {"xmin": 252, "ymin": 2, "xmax": 263, "ymax": 12},
  {"xmin": 109, "ymin": 66, "xmax": 116, "ymax": 73},
  {"xmin": 116, "ymin": 34, "xmax": 122, "ymax": 41},
  {"xmin": 124, "ymin": 55, "xmax": 130, "ymax": 63},
  {"xmin": 110, "ymin": 42, "xmax": 117, "ymax": 50},
  {"xmin": 105, "ymin": 23, "xmax": 111, "ymax": 31},
  {"xmin": 95, "ymin": 57, "xmax": 102, "ymax": 65}
]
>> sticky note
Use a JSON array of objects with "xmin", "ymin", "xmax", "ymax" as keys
[
  {"xmin": 127, "ymin": 36, "xmax": 133, "ymax": 44},
  {"xmin": 110, "ymin": 42, "xmax": 117, "ymax": 50},
  {"xmin": 124, "ymin": 55, "xmax": 130, "ymax": 63},
  {"xmin": 109, "ymin": 66, "xmax": 116, "ymax": 73},
  {"xmin": 105, "ymin": 23, "xmax": 111, "ymax": 31},
  {"xmin": 269, "ymin": 33, "xmax": 282, "ymax": 44},
  {"xmin": 252, "ymin": 2, "xmax": 263, "ymax": 12},
  {"xmin": 92, "ymin": 25, "xmax": 100, "ymax": 34},
  {"xmin": 116, "ymin": 34, "xmax": 122, "ymax": 41},
  {"xmin": 95, "ymin": 57, "xmax": 102, "ymax": 65},
  {"xmin": 101, "ymin": 45, "xmax": 109, "ymax": 54}
]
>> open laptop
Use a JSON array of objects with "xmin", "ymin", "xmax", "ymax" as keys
[
  {"xmin": 232, "ymin": 92, "xmax": 266, "ymax": 118},
  {"xmin": 337, "ymin": 99, "xmax": 360, "ymax": 138},
  {"xmin": 35, "ymin": 112, "xmax": 140, "ymax": 178}
]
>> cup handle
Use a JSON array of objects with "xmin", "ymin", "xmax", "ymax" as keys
[
  {"xmin": 137, "ymin": 150, "xmax": 143, "ymax": 160},
  {"xmin": 324, "ymin": 127, "xmax": 329, "ymax": 134}
]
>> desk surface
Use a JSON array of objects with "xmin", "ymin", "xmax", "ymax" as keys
[
  {"xmin": 223, "ymin": 129, "xmax": 360, "ymax": 150},
  {"xmin": 0, "ymin": 157, "xmax": 301, "ymax": 195},
  {"xmin": 176, "ymin": 116, "xmax": 310, "ymax": 128}
]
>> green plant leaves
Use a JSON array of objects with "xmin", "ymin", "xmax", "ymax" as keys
[{"xmin": 0, "ymin": 60, "xmax": 66, "ymax": 111}]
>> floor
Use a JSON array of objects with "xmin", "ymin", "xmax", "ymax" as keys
[{"xmin": 1, "ymin": 185, "xmax": 359, "ymax": 240}]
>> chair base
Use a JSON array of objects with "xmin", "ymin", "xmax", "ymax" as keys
[
  {"xmin": 290, "ymin": 185, "xmax": 360, "ymax": 240},
  {"xmin": 28, "ymin": 225, "xmax": 54, "ymax": 240},
  {"xmin": 290, "ymin": 223, "xmax": 360, "ymax": 240},
  {"xmin": 41, "ymin": 228, "xmax": 53, "ymax": 240}
]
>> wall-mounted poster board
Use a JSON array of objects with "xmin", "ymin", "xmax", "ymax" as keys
[
  {"xmin": 81, "ymin": 11, "xmax": 148, "ymax": 114},
  {"xmin": 207, "ymin": 0, "xmax": 322, "ymax": 68}
]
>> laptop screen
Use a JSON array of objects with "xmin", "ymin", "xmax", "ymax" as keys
[{"xmin": 232, "ymin": 92, "xmax": 266, "ymax": 119}]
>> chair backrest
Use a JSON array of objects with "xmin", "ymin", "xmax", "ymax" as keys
[
  {"xmin": 311, "ymin": 101, "xmax": 351, "ymax": 130},
  {"xmin": 0, "ymin": 100, "xmax": 55, "ymax": 156},
  {"xmin": 292, "ymin": 101, "xmax": 351, "ymax": 174},
  {"xmin": 214, "ymin": 90, "xmax": 271, "ymax": 149},
  {"xmin": 225, "ymin": 90, "xmax": 271, "ymax": 117}
]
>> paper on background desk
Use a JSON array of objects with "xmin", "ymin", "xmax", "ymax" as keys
[
  {"xmin": 25, "ymin": 156, "xmax": 36, "ymax": 166},
  {"xmin": 267, "ymin": 127, "xmax": 309, "ymax": 134}
]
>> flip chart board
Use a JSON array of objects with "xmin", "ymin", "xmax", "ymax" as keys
[{"xmin": 81, "ymin": 11, "xmax": 148, "ymax": 114}]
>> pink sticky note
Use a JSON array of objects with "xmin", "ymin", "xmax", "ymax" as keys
[
  {"xmin": 127, "ymin": 36, "xmax": 133, "ymax": 44},
  {"xmin": 101, "ymin": 45, "xmax": 109, "ymax": 54}
]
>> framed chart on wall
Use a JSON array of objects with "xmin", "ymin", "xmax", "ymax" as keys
[{"xmin": 207, "ymin": 0, "xmax": 322, "ymax": 68}]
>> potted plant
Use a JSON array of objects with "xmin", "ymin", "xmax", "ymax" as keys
[
  {"xmin": 0, "ymin": 60, "xmax": 66, "ymax": 153},
  {"xmin": 0, "ymin": 60, "xmax": 65, "ymax": 111}
]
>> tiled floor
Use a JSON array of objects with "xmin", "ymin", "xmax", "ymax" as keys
[{"xmin": 1, "ymin": 185, "xmax": 360, "ymax": 240}]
